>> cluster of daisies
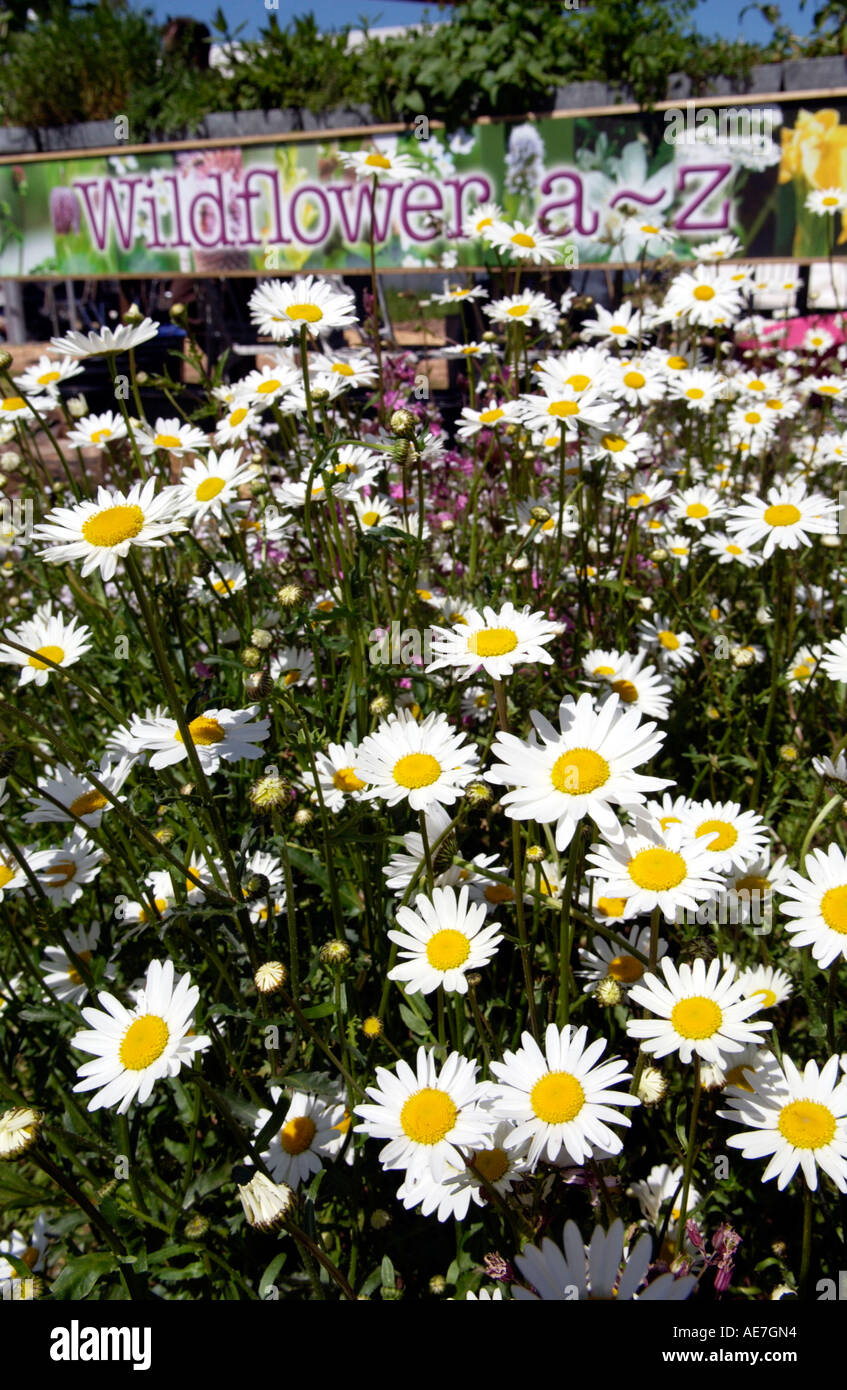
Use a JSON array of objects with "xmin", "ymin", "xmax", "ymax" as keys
[{"xmin": 1, "ymin": 169, "xmax": 847, "ymax": 1300}]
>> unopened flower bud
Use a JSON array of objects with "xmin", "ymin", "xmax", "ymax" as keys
[
  {"xmin": 466, "ymin": 780, "xmax": 492, "ymax": 806},
  {"xmin": 0, "ymin": 1106, "xmax": 42, "ymax": 1159},
  {"xmin": 650, "ymin": 548, "xmax": 668, "ymax": 562},
  {"xmin": 390, "ymin": 408, "xmax": 417, "ymax": 438},
  {"xmin": 362, "ymin": 1015, "xmax": 383, "ymax": 1038},
  {"xmin": 429, "ymin": 1275, "xmax": 448, "ymax": 1296},
  {"xmin": 821, "ymin": 533, "xmax": 840, "ymax": 549},
  {"xmin": 369, "ymin": 694, "xmax": 390, "ymax": 716},
  {"xmin": 0, "ymin": 349, "xmax": 13, "ymax": 372},
  {"xmin": 184, "ymin": 1213, "xmax": 210, "ymax": 1238},
  {"xmin": 238, "ymin": 1171, "xmax": 294, "ymax": 1231},
  {"xmin": 637, "ymin": 1066, "xmax": 667, "ymax": 1105},
  {"xmin": 320, "ymin": 939, "xmax": 351, "ymax": 967},
  {"xmin": 123, "ymin": 303, "xmax": 143, "ymax": 324},
  {"xmin": 155, "ymin": 826, "xmax": 177, "ymax": 844},
  {"xmin": 310, "ymin": 386, "xmax": 330, "ymax": 403},
  {"xmin": 245, "ymin": 669, "xmax": 273, "ymax": 700},
  {"xmin": 525, "ymin": 844, "xmax": 545, "ymax": 862},
  {"xmin": 481, "ymin": 330, "xmax": 497, "ymax": 343},
  {"xmin": 596, "ymin": 976, "xmax": 622, "ymax": 1007},
  {"xmin": 530, "ymin": 505, "xmax": 552, "ymax": 524},
  {"xmin": 277, "ymin": 583, "xmax": 303, "ymax": 607},
  {"xmin": 249, "ymin": 771, "xmax": 288, "ymax": 813},
  {"xmin": 241, "ymin": 646, "xmax": 262, "ymax": 669},
  {"xmin": 254, "ymin": 961, "xmax": 287, "ymax": 994},
  {"xmin": 371, "ymin": 1209, "xmax": 391, "ymax": 1230},
  {"xmin": 391, "ymin": 439, "xmax": 418, "ymax": 468},
  {"xmin": 293, "ymin": 806, "xmax": 313, "ymax": 827},
  {"xmin": 251, "ymin": 628, "xmax": 273, "ymax": 650}
]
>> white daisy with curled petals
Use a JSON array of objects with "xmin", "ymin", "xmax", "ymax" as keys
[
  {"xmin": 50, "ymin": 317, "xmax": 159, "ymax": 358},
  {"xmin": 626, "ymin": 957, "xmax": 772, "ymax": 1067},
  {"xmin": 719, "ymin": 1053, "xmax": 847, "ymax": 1191},
  {"xmin": 33, "ymin": 479, "xmax": 187, "ymax": 581},
  {"xmin": 128, "ymin": 706, "xmax": 270, "ymax": 774},
  {"xmin": 486, "ymin": 692, "xmax": 671, "ymax": 853},
  {"xmin": 354, "ymin": 1046, "xmax": 494, "ymax": 1182},
  {"xmin": 356, "ymin": 708, "xmax": 479, "ymax": 813},
  {"xmin": 779, "ymin": 844, "xmax": 847, "ymax": 967},
  {"xmin": 426, "ymin": 601, "xmax": 559, "ymax": 683},
  {"xmin": 387, "ymin": 884, "xmax": 503, "ymax": 996},
  {"xmin": 489, "ymin": 1022, "xmax": 637, "ymax": 1168},
  {"xmin": 71, "ymin": 958, "xmax": 210, "ymax": 1114},
  {"xmin": 512, "ymin": 1219, "xmax": 697, "ymax": 1301}
]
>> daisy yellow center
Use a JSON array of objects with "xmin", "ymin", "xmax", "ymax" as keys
[
  {"xmin": 1, "ymin": 396, "xmax": 25, "ymax": 411},
  {"xmin": 686, "ymin": 502, "xmax": 708, "ymax": 518},
  {"xmin": 611, "ymin": 679, "xmax": 638, "ymax": 703},
  {"xmin": 365, "ymin": 153, "xmax": 391, "ymax": 168},
  {"xmin": 82, "ymin": 504, "xmax": 144, "ymax": 548},
  {"xmin": 610, "ymin": 324, "xmax": 627, "ymax": 335},
  {"xmin": 666, "ymin": 356, "xmax": 688, "ymax": 369},
  {"xmin": 686, "ymin": 388, "xmax": 705, "ymax": 400},
  {"xmin": 727, "ymin": 544, "xmax": 744, "ymax": 555},
  {"xmin": 530, "ymin": 1071, "xmax": 585, "ymax": 1124},
  {"xmin": 549, "ymin": 400, "xmax": 579, "ymax": 416},
  {"xmin": 777, "ymin": 1099, "xmax": 836, "ymax": 1149},
  {"xmin": 658, "ymin": 630, "xmax": 680, "ymax": 650},
  {"xmin": 90, "ymin": 428, "xmax": 112, "ymax": 443},
  {"xmin": 154, "ymin": 433, "xmax": 182, "ymax": 448},
  {"xmin": 566, "ymin": 374, "xmax": 591, "ymax": 391},
  {"xmin": 284, "ymin": 670, "xmax": 301, "ymax": 686},
  {"xmin": 593, "ymin": 664, "xmax": 615, "ymax": 676},
  {"xmin": 551, "ymin": 748, "xmax": 610, "ymax": 795},
  {"xmin": 736, "ymin": 875, "xmax": 769, "ymax": 893},
  {"xmin": 511, "ymin": 232, "xmax": 536, "ymax": 247},
  {"xmin": 748, "ymin": 379, "xmax": 765, "ymax": 390},
  {"xmin": 749, "ymin": 987, "xmax": 778, "ymax": 1008},
  {"xmin": 360, "ymin": 510, "xmax": 380, "ymax": 526},
  {"xmin": 0, "ymin": 864, "xmax": 14, "ymax": 888},
  {"xmin": 628, "ymin": 493, "xmax": 649, "ymax": 507},
  {"xmin": 479, "ymin": 408, "xmax": 504, "ymax": 424},
  {"xmin": 671, "ymin": 995, "xmax": 723, "ymax": 1039},
  {"xmin": 28, "ymin": 644, "xmax": 65, "ymax": 669},
  {"xmin": 623, "ymin": 371, "xmax": 646, "ymax": 389},
  {"xmin": 822, "ymin": 196, "xmax": 839, "ymax": 207},
  {"xmin": 175, "ymin": 715, "xmax": 226, "ymax": 746},
  {"xmin": 763, "ymin": 504, "xmax": 801, "ymax": 527},
  {"xmin": 67, "ymin": 949, "xmax": 92, "ymax": 987},
  {"xmin": 229, "ymin": 408, "xmax": 248, "ymax": 426},
  {"xmin": 506, "ymin": 304, "xmax": 529, "ymax": 317},
  {"xmin": 607, "ymin": 954, "xmax": 644, "ymax": 983},
  {"xmin": 468, "ymin": 627, "xmax": 518, "ymax": 658},
  {"xmin": 628, "ymin": 847, "xmax": 687, "ymax": 891},
  {"xmin": 484, "ymin": 883, "xmax": 515, "ymax": 904},
  {"xmin": 44, "ymin": 859, "xmax": 77, "ymax": 885},
  {"xmin": 601, "ymin": 434, "xmax": 626, "ymax": 452},
  {"xmin": 426, "ymin": 929, "xmax": 470, "ymax": 971},
  {"xmin": 400, "ymin": 1089, "xmax": 457, "ymax": 1145},
  {"xmin": 257, "ymin": 378, "xmax": 281, "ymax": 393},
  {"xmin": 820, "ymin": 885, "xmax": 847, "ymax": 934},
  {"xmin": 695, "ymin": 818, "xmax": 737, "ymax": 851},
  {"xmin": 793, "ymin": 664, "xmax": 811, "ymax": 680},
  {"xmin": 596, "ymin": 895, "xmax": 627, "ymax": 918},
  {"xmin": 393, "ymin": 753, "xmax": 441, "ymax": 789},
  {"xmin": 333, "ymin": 766, "xmax": 365, "ymax": 792},
  {"xmin": 332, "ymin": 363, "xmax": 355, "ymax": 375},
  {"xmin": 119, "ymin": 1014, "xmax": 169, "ymax": 1070},
  {"xmin": 196, "ymin": 477, "xmax": 225, "ymax": 501},
  {"xmin": 334, "ymin": 1110, "xmax": 352, "ymax": 1133},
  {"xmin": 473, "ymin": 1147, "xmax": 509, "ymax": 1183},
  {"xmin": 724, "ymin": 1063, "xmax": 755, "ymax": 1090},
  {"xmin": 69, "ymin": 789, "xmax": 108, "ymax": 817},
  {"xmin": 285, "ymin": 304, "xmax": 323, "ymax": 322},
  {"xmin": 818, "ymin": 384, "xmax": 839, "ymax": 394},
  {"xmin": 745, "ymin": 411, "xmax": 762, "ymax": 424},
  {"xmin": 641, "ymin": 223, "xmax": 660, "ymax": 234},
  {"xmin": 279, "ymin": 1115, "xmax": 317, "ymax": 1154},
  {"xmin": 38, "ymin": 370, "xmax": 61, "ymax": 384},
  {"xmin": 766, "ymin": 399, "xmax": 783, "ymax": 410},
  {"xmin": 693, "ymin": 286, "xmax": 715, "ymax": 301}
]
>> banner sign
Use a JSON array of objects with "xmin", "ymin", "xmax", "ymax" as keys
[{"xmin": 1, "ymin": 95, "xmax": 846, "ymax": 278}]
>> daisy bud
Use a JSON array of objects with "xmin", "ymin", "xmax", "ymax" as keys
[
  {"xmin": 320, "ymin": 939, "xmax": 351, "ymax": 968},
  {"xmin": 123, "ymin": 303, "xmax": 143, "ymax": 324},
  {"xmin": 251, "ymin": 628, "xmax": 273, "ymax": 650},
  {"xmin": 244, "ymin": 669, "xmax": 274, "ymax": 700},
  {"xmin": 755, "ymin": 606, "xmax": 773, "ymax": 623},
  {"xmin": 184, "ymin": 1213, "xmax": 210, "ymax": 1238},
  {"xmin": 276, "ymin": 583, "xmax": 303, "ymax": 607},
  {"xmin": 238, "ymin": 1171, "xmax": 294, "ymax": 1231},
  {"xmin": 779, "ymin": 744, "xmax": 798, "ymax": 761},
  {"xmin": 731, "ymin": 647, "xmax": 754, "ymax": 668},
  {"xmin": 248, "ymin": 771, "xmax": 288, "ymax": 814},
  {"xmin": 391, "ymin": 439, "xmax": 418, "ymax": 468},
  {"xmin": 530, "ymin": 505, "xmax": 552, "ymax": 524},
  {"xmin": 822, "ymin": 533, "xmax": 840, "ymax": 548},
  {"xmin": 638, "ymin": 596, "xmax": 653, "ymax": 610},
  {"xmin": 429, "ymin": 1274, "xmax": 448, "ymax": 1296},
  {"xmin": 311, "ymin": 386, "xmax": 330, "ymax": 403},
  {"xmin": 242, "ymin": 646, "xmax": 262, "ymax": 669},
  {"xmin": 390, "ymin": 408, "xmax": 417, "ymax": 438},
  {"xmin": 362, "ymin": 1015, "xmax": 383, "ymax": 1038},
  {"xmin": 481, "ymin": 331, "xmax": 497, "ymax": 343},
  {"xmin": 440, "ymin": 518, "xmax": 456, "ymax": 532},
  {"xmin": 650, "ymin": 548, "xmax": 668, "ymax": 561},
  {"xmin": 0, "ymin": 1106, "xmax": 42, "ymax": 1159},
  {"xmin": 67, "ymin": 393, "xmax": 88, "ymax": 418},
  {"xmin": 507, "ymin": 554, "xmax": 529, "ymax": 571},
  {"xmin": 636, "ymin": 1066, "xmax": 667, "ymax": 1105},
  {"xmin": 154, "ymin": 826, "xmax": 176, "ymax": 845},
  {"xmin": 370, "ymin": 1209, "xmax": 391, "ymax": 1230},
  {"xmin": 178, "ymin": 782, "xmax": 195, "ymax": 798},
  {"xmin": 706, "ymin": 706, "xmax": 720, "ymax": 719},
  {"xmin": 466, "ymin": 972, "xmax": 482, "ymax": 988},
  {"xmin": 526, "ymin": 844, "xmax": 545, "ymax": 862},
  {"xmin": 254, "ymin": 961, "xmax": 287, "ymax": 995},
  {"xmin": 466, "ymin": 780, "xmax": 492, "ymax": 806},
  {"xmin": 293, "ymin": 806, "xmax": 313, "ymax": 827},
  {"xmin": 369, "ymin": 694, "xmax": 390, "ymax": 716},
  {"xmin": 169, "ymin": 302, "xmax": 187, "ymax": 322},
  {"xmin": 0, "ymin": 449, "xmax": 20, "ymax": 470},
  {"xmin": 596, "ymin": 977, "xmax": 623, "ymax": 1007}
]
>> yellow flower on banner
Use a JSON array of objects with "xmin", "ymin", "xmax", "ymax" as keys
[{"xmin": 780, "ymin": 110, "xmax": 847, "ymax": 243}]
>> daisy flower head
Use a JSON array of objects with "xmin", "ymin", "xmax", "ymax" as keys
[
  {"xmin": 726, "ymin": 482, "xmax": 838, "ymax": 559},
  {"xmin": 50, "ymin": 317, "xmax": 159, "ymax": 358},
  {"xmin": 486, "ymin": 691, "xmax": 671, "ymax": 852},
  {"xmin": 387, "ymin": 884, "xmax": 503, "ymax": 996},
  {"xmin": 23, "ymin": 755, "xmax": 132, "ymax": 828},
  {"xmin": 786, "ymin": 643, "xmax": 823, "ymax": 691},
  {"xmin": 214, "ymin": 399, "xmax": 261, "ymax": 446},
  {"xmin": 679, "ymin": 798, "xmax": 769, "ymax": 875},
  {"xmin": 455, "ymin": 396, "xmax": 523, "ymax": 439},
  {"xmin": 136, "ymin": 417, "xmax": 209, "ymax": 457},
  {"xmin": 637, "ymin": 617, "xmax": 696, "ymax": 668},
  {"xmin": 301, "ymin": 740, "xmax": 368, "ymax": 812},
  {"xmin": 626, "ymin": 956, "xmax": 772, "ymax": 1067},
  {"xmin": 356, "ymin": 708, "xmax": 479, "ymax": 813},
  {"xmin": 354, "ymin": 1046, "xmax": 493, "ymax": 1182},
  {"xmin": 39, "ymin": 923, "xmax": 115, "ymax": 1005},
  {"xmin": 72, "ymin": 959, "xmax": 210, "ymax": 1114},
  {"xmin": 249, "ymin": 275, "xmax": 358, "ymax": 341},
  {"xmin": 270, "ymin": 645, "xmax": 315, "ymax": 689},
  {"xmin": 669, "ymin": 484, "xmax": 727, "ymax": 530},
  {"xmin": 128, "ymin": 705, "xmax": 270, "ymax": 774},
  {"xmin": 582, "ymin": 647, "xmax": 626, "ymax": 681},
  {"xmin": 252, "ymin": 1087, "xmax": 346, "ymax": 1190},
  {"xmin": 736, "ymin": 964, "xmax": 793, "ymax": 1010},
  {"xmin": 490, "ymin": 1022, "xmax": 637, "ymax": 1168},
  {"xmin": 65, "ymin": 410, "xmax": 127, "ymax": 450},
  {"xmin": 177, "ymin": 448, "xmax": 260, "ymax": 520},
  {"xmin": 662, "ymin": 265, "xmax": 743, "ymax": 327},
  {"xmin": 578, "ymin": 922, "xmax": 665, "ymax": 993},
  {"xmin": 483, "ymin": 291, "xmax": 558, "ymax": 331},
  {"xmin": 462, "ymin": 199, "xmax": 504, "ymax": 240},
  {"xmin": 593, "ymin": 649, "xmax": 673, "ymax": 721},
  {"xmin": 701, "ymin": 532, "xmax": 765, "ymax": 568},
  {"xmin": 512, "ymin": 1218, "xmax": 697, "ymax": 1301},
  {"xmin": 0, "ymin": 606, "xmax": 92, "ymax": 687},
  {"xmin": 779, "ymin": 845, "xmax": 847, "ymax": 968},
  {"xmin": 397, "ymin": 1118, "xmax": 532, "ymax": 1224},
  {"xmin": 580, "ymin": 300, "xmax": 645, "ymax": 345},
  {"xmin": 719, "ymin": 1053, "xmax": 847, "ymax": 1192},
  {"xmin": 486, "ymin": 219, "xmax": 566, "ymax": 264},
  {"xmin": 586, "ymin": 818, "xmax": 724, "ymax": 922},
  {"xmin": 15, "ymin": 353, "xmax": 83, "ymax": 396},
  {"xmin": 337, "ymin": 143, "xmax": 420, "ymax": 182},
  {"xmin": 35, "ymin": 832, "xmax": 104, "ymax": 906},
  {"xmin": 34, "ymin": 479, "xmax": 187, "ymax": 581},
  {"xmin": 819, "ymin": 632, "xmax": 847, "ymax": 684},
  {"xmin": 425, "ymin": 601, "xmax": 559, "ymax": 682},
  {"xmin": 806, "ymin": 188, "xmax": 847, "ymax": 216}
]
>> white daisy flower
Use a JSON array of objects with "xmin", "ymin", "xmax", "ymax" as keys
[
  {"xmin": 301, "ymin": 740, "xmax": 368, "ymax": 812},
  {"xmin": 578, "ymin": 923, "xmax": 665, "ymax": 993},
  {"xmin": 490, "ymin": 1022, "xmax": 637, "ymax": 1168},
  {"xmin": 719, "ymin": 1053, "xmax": 847, "ymax": 1191},
  {"xmin": 587, "ymin": 424, "xmax": 652, "ymax": 469},
  {"xmin": 249, "ymin": 275, "xmax": 358, "ymax": 341},
  {"xmin": 785, "ymin": 644, "xmax": 823, "ymax": 691},
  {"xmin": 65, "ymin": 411, "xmax": 128, "ymax": 450},
  {"xmin": 15, "ymin": 354, "xmax": 83, "ymax": 394},
  {"xmin": 486, "ymin": 219, "xmax": 566, "ymax": 264},
  {"xmin": 39, "ymin": 923, "xmax": 115, "ymax": 1005},
  {"xmin": 239, "ymin": 361, "xmax": 301, "ymax": 406},
  {"xmin": 387, "ymin": 884, "xmax": 503, "ymax": 996},
  {"xmin": 34, "ymin": 479, "xmax": 187, "ymax": 581},
  {"xmin": 177, "ymin": 448, "xmax": 260, "ymax": 519},
  {"xmin": 629, "ymin": 1163, "xmax": 701, "ymax": 1233},
  {"xmin": 354, "ymin": 1046, "xmax": 494, "ymax": 1182},
  {"xmin": 779, "ymin": 845, "xmax": 847, "ymax": 967},
  {"xmin": 512, "ymin": 1218, "xmax": 696, "ymax": 1300},
  {"xmin": 819, "ymin": 632, "xmax": 847, "ymax": 683},
  {"xmin": 251, "ymin": 1087, "xmax": 346, "ymax": 1190},
  {"xmin": 426, "ymin": 601, "xmax": 559, "ymax": 683},
  {"xmin": 626, "ymin": 957, "xmax": 772, "ymax": 1067},
  {"xmin": 636, "ymin": 618, "xmax": 696, "ymax": 669},
  {"xmin": 309, "ymin": 350, "xmax": 378, "ymax": 388},
  {"xmin": 679, "ymin": 798, "xmax": 769, "ymax": 875},
  {"xmin": 35, "ymin": 833, "xmax": 104, "ymax": 906},
  {"xmin": 806, "ymin": 188, "xmax": 847, "ymax": 216},
  {"xmin": 668, "ymin": 485, "xmax": 726, "ymax": 530},
  {"xmin": 726, "ymin": 482, "xmax": 838, "ymax": 558},
  {"xmin": 591, "ymin": 649, "xmax": 672, "ymax": 721},
  {"xmin": 397, "ymin": 1118, "xmax": 531, "ymax": 1222},
  {"xmin": 462, "ymin": 200, "xmax": 504, "ymax": 239},
  {"xmin": 127, "ymin": 706, "xmax": 269, "ymax": 775},
  {"xmin": 581, "ymin": 648, "xmax": 625, "ymax": 681},
  {"xmin": 483, "ymin": 291, "xmax": 558, "ymax": 330},
  {"xmin": 356, "ymin": 708, "xmax": 479, "ymax": 813},
  {"xmin": 50, "ymin": 317, "xmax": 159, "ymax": 358},
  {"xmin": 214, "ymin": 400, "xmax": 261, "ymax": 446},
  {"xmin": 735, "ymin": 964, "xmax": 793, "ymax": 1010},
  {"xmin": 518, "ymin": 384, "xmax": 614, "ymax": 438},
  {"xmin": 486, "ymin": 691, "xmax": 670, "ymax": 853},
  {"xmin": 23, "ymin": 755, "xmax": 133, "ymax": 828},
  {"xmin": 662, "ymin": 266, "xmax": 743, "ymax": 327},
  {"xmin": 136, "ymin": 417, "xmax": 209, "ymax": 456},
  {"xmin": 337, "ymin": 145, "xmax": 420, "ymax": 182},
  {"xmin": 456, "ymin": 397, "xmax": 523, "ymax": 438},
  {"xmin": 586, "ymin": 819, "xmax": 724, "ymax": 922},
  {"xmin": 0, "ymin": 606, "xmax": 92, "ymax": 687},
  {"xmin": 700, "ymin": 533, "xmax": 764, "ymax": 568},
  {"xmin": 71, "ymin": 959, "xmax": 210, "ymax": 1113},
  {"xmin": 580, "ymin": 300, "xmax": 645, "ymax": 345},
  {"xmin": 270, "ymin": 645, "xmax": 315, "ymax": 689}
]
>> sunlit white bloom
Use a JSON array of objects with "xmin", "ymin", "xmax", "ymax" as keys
[
  {"xmin": 127, "ymin": 706, "xmax": 270, "ymax": 774},
  {"xmin": 34, "ymin": 479, "xmax": 187, "ymax": 581},
  {"xmin": 512, "ymin": 1219, "xmax": 696, "ymax": 1301},
  {"xmin": 627, "ymin": 957, "xmax": 771, "ymax": 1066},
  {"xmin": 388, "ymin": 885, "xmax": 503, "ymax": 996},
  {"xmin": 0, "ymin": 605, "xmax": 92, "ymax": 686},
  {"xmin": 719, "ymin": 1053, "xmax": 847, "ymax": 1191}
]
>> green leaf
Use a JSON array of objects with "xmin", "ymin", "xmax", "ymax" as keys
[
  {"xmin": 259, "ymin": 1251, "xmax": 287, "ymax": 1297},
  {"xmin": 50, "ymin": 1252, "xmax": 119, "ymax": 1300}
]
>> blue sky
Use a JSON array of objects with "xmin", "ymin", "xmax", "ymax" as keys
[{"xmin": 146, "ymin": 0, "xmax": 815, "ymax": 43}]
